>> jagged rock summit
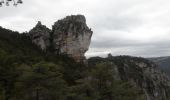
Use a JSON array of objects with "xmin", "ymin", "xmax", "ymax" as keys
[
  {"xmin": 29, "ymin": 15, "xmax": 93, "ymax": 62},
  {"xmin": 29, "ymin": 21, "xmax": 51, "ymax": 50}
]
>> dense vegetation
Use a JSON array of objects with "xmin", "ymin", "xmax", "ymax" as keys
[{"xmin": 0, "ymin": 27, "xmax": 145, "ymax": 100}]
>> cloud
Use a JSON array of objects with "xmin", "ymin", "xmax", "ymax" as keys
[{"xmin": 1, "ymin": 0, "xmax": 170, "ymax": 57}]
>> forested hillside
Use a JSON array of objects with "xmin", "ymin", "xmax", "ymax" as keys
[{"xmin": 0, "ymin": 27, "xmax": 145, "ymax": 100}]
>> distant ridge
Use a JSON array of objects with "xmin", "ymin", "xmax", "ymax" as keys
[{"xmin": 148, "ymin": 56, "xmax": 170, "ymax": 75}]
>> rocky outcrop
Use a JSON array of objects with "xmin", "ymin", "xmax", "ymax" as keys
[
  {"xmin": 29, "ymin": 21, "xmax": 51, "ymax": 50},
  {"xmin": 52, "ymin": 15, "xmax": 93, "ymax": 62},
  {"xmin": 130, "ymin": 60, "xmax": 170, "ymax": 100},
  {"xmin": 148, "ymin": 56, "xmax": 170, "ymax": 76},
  {"xmin": 29, "ymin": 15, "xmax": 92, "ymax": 62},
  {"xmin": 28, "ymin": 15, "xmax": 170, "ymax": 100},
  {"xmin": 88, "ymin": 55, "xmax": 170, "ymax": 100}
]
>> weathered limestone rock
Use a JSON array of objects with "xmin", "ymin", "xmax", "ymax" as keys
[
  {"xmin": 52, "ymin": 15, "xmax": 93, "ymax": 62},
  {"xmin": 122, "ymin": 59, "xmax": 170, "ymax": 100},
  {"xmin": 29, "ymin": 21, "xmax": 51, "ymax": 50},
  {"xmin": 134, "ymin": 61, "xmax": 170, "ymax": 100},
  {"xmin": 29, "ymin": 15, "xmax": 93, "ymax": 62},
  {"xmin": 88, "ymin": 55, "xmax": 170, "ymax": 100}
]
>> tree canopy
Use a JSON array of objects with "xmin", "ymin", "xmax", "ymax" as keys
[{"xmin": 0, "ymin": 0, "xmax": 23, "ymax": 7}]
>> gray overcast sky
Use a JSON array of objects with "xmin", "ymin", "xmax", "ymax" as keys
[{"xmin": 1, "ymin": 0, "xmax": 170, "ymax": 57}]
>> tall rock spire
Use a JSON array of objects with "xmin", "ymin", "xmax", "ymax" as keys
[
  {"xmin": 52, "ymin": 15, "xmax": 93, "ymax": 62},
  {"xmin": 29, "ymin": 15, "xmax": 93, "ymax": 62}
]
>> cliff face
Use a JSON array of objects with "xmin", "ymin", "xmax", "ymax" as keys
[
  {"xmin": 29, "ymin": 15, "xmax": 92, "ymax": 62},
  {"xmin": 128, "ymin": 60, "xmax": 170, "ymax": 100},
  {"xmin": 88, "ymin": 55, "xmax": 170, "ymax": 100},
  {"xmin": 52, "ymin": 15, "xmax": 92, "ymax": 62},
  {"xmin": 29, "ymin": 21, "xmax": 51, "ymax": 50}
]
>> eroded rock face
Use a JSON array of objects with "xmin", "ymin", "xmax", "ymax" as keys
[
  {"xmin": 29, "ymin": 21, "xmax": 51, "ymax": 50},
  {"xmin": 132, "ymin": 61, "xmax": 170, "ymax": 100},
  {"xmin": 116, "ymin": 58, "xmax": 170, "ymax": 100},
  {"xmin": 52, "ymin": 15, "xmax": 93, "ymax": 62},
  {"xmin": 88, "ymin": 55, "xmax": 170, "ymax": 100},
  {"xmin": 29, "ymin": 15, "xmax": 93, "ymax": 62}
]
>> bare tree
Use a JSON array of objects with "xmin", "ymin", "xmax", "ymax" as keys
[{"xmin": 0, "ymin": 0, "xmax": 23, "ymax": 7}]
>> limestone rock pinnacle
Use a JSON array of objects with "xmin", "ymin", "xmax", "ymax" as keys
[
  {"xmin": 29, "ymin": 15, "xmax": 93, "ymax": 62},
  {"xmin": 52, "ymin": 15, "xmax": 93, "ymax": 62}
]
